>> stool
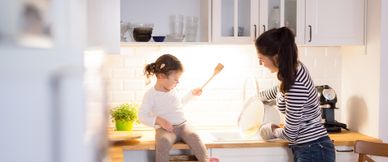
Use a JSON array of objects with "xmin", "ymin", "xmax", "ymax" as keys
[{"xmin": 169, "ymin": 154, "xmax": 198, "ymax": 162}]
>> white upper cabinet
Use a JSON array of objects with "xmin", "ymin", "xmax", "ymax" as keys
[
  {"xmin": 212, "ymin": 0, "xmax": 365, "ymax": 45},
  {"xmin": 88, "ymin": 0, "xmax": 120, "ymax": 54},
  {"xmin": 305, "ymin": 0, "xmax": 365, "ymax": 45},
  {"xmin": 121, "ymin": 0, "xmax": 210, "ymax": 43},
  {"xmin": 212, "ymin": 0, "xmax": 303, "ymax": 44},
  {"xmin": 117, "ymin": 0, "xmax": 365, "ymax": 46},
  {"xmin": 212, "ymin": 0, "xmax": 259, "ymax": 43},
  {"xmin": 259, "ymin": 0, "xmax": 304, "ymax": 44}
]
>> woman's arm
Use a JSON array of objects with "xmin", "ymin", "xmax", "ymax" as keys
[{"xmin": 258, "ymin": 86, "xmax": 278, "ymax": 101}]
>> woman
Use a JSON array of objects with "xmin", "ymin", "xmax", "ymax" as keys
[{"xmin": 256, "ymin": 27, "xmax": 335, "ymax": 162}]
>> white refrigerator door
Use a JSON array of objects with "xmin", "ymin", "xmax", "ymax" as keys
[{"xmin": 0, "ymin": 0, "xmax": 107, "ymax": 162}]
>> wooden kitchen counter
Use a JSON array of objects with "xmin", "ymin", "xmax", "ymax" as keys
[
  {"xmin": 109, "ymin": 129, "xmax": 381, "ymax": 150},
  {"xmin": 108, "ymin": 129, "xmax": 381, "ymax": 162}
]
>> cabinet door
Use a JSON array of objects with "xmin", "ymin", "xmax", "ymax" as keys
[
  {"xmin": 259, "ymin": 0, "xmax": 304, "ymax": 44},
  {"xmin": 212, "ymin": 0, "xmax": 259, "ymax": 43},
  {"xmin": 87, "ymin": 0, "xmax": 120, "ymax": 54},
  {"xmin": 335, "ymin": 146, "xmax": 357, "ymax": 162},
  {"xmin": 211, "ymin": 147, "xmax": 292, "ymax": 162},
  {"xmin": 305, "ymin": 0, "xmax": 365, "ymax": 45}
]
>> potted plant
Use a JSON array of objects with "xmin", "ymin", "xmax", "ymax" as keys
[{"xmin": 111, "ymin": 103, "xmax": 139, "ymax": 131}]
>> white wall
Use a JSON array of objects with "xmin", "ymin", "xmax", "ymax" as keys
[
  {"xmin": 341, "ymin": 0, "xmax": 381, "ymax": 138},
  {"xmin": 379, "ymin": 0, "xmax": 388, "ymax": 142},
  {"xmin": 105, "ymin": 45, "xmax": 342, "ymax": 127}
]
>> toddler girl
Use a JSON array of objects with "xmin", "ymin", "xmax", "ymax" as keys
[{"xmin": 138, "ymin": 54, "xmax": 217, "ymax": 162}]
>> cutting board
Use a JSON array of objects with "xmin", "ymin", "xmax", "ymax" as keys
[{"xmin": 109, "ymin": 131, "xmax": 142, "ymax": 142}]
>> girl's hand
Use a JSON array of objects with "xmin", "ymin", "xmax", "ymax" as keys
[
  {"xmin": 156, "ymin": 116, "xmax": 173, "ymax": 132},
  {"xmin": 192, "ymin": 88, "xmax": 203, "ymax": 96}
]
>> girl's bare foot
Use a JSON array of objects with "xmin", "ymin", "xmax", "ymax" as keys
[{"xmin": 209, "ymin": 157, "xmax": 219, "ymax": 162}]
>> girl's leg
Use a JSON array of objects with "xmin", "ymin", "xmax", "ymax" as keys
[
  {"xmin": 176, "ymin": 124, "xmax": 209, "ymax": 162},
  {"xmin": 155, "ymin": 128, "xmax": 177, "ymax": 162}
]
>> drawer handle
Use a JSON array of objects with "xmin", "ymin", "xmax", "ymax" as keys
[{"xmin": 336, "ymin": 149, "xmax": 354, "ymax": 152}]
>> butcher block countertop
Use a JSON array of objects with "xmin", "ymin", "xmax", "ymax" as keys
[
  {"xmin": 108, "ymin": 128, "xmax": 381, "ymax": 162},
  {"xmin": 108, "ymin": 128, "xmax": 381, "ymax": 150}
]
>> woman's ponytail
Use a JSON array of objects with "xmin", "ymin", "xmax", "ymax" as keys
[
  {"xmin": 276, "ymin": 27, "xmax": 298, "ymax": 93},
  {"xmin": 255, "ymin": 27, "xmax": 298, "ymax": 93}
]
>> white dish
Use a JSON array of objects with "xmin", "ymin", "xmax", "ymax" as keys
[{"xmin": 237, "ymin": 96, "xmax": 281, "ymax": 138}]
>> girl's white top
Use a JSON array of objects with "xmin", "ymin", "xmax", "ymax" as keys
[{"xmin": 138, "ymin": 86, "xmax": 194, "ymax": 128}]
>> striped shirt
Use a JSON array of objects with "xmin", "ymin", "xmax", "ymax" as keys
[{"xmin": 259, "ymin": 63, "xmax": 328, "ymax": 145}]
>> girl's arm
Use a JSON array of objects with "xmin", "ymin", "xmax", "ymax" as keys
[
  {"xmin": 138, "ymin": 94, "xmax": 157, "ymax": 128},
  {"xmin": 138, "ymin": 94, "xmax": 173, "ymax": 131},
  {"xmin": 181, "ymin": 88, "xmax": 202, "ymax": 105},
  {"xmin": 155, "ymin": 116, "xmax": 173, "ymax": 132}
]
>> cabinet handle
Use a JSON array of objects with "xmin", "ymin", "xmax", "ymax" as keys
[
  {"xmin": 336, "ymin": 149, "xmax": 354, "ymax": 152},
  {"xmin": 308, "ymin": 25, "xmax": 312, "ymax": 42},
  {"xmin": 254, "ymin": 24, "xmax": 257, "ymax": 38},
  {"xmin": 262, "ymin": 25, "xmax": 266, "ymax": 32}
]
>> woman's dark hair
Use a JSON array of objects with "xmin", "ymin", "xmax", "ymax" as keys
[
  {"xmin": 255, "ymin": 27, "xmax": 298, "ymax": 93},
  {"xmin": 144, "ymin": 54, "xmax": 183, "ymax": 79}
]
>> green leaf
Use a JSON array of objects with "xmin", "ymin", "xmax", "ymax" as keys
[{"xmin": 111, "ymin": 103, "xmax": 139, "ymax": 123}]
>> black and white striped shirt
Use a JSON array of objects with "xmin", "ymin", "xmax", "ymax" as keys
[{"xmin": 259, "ymin": 63, "xmax": 328, "ymax": 145}]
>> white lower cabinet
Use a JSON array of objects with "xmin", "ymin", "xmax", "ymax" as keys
[
  {"xmin": 335, "ymin": 146, "xmax": 357, "ymax": 162},
  {"xmin": 210, "ymin": 147, "xmax": 293, "ymax": 162},
  {"xmin": 210, "ymin": 146, "xmax": 358, "ymax": 162},
  {"xmin": 123, "ymin": 146, "xmax": 358, "ymax": 162},
  {"xmin": 124, "ymin": 149, "xmax": 210, "ymax": 162},
  {"xmin": 124, "ymin": 150, "xmax": 151, "ymax": 162}
]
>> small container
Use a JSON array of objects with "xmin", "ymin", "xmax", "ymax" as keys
[
  {"xmin": 131, "ymin": 23, "xmax": 153, "ymax": 42},
  {"xmin": 184, "ymin": 16, "xmax": 198, "ymax": 42},
  {"xmin": 152, "ymin": 36, "xmax": 166, "ymax": 42},
  {"xmin": 169, "ymin": 15, "xmax": 184, "ymax": 37}
]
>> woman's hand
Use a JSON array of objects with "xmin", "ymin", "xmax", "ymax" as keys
[
  {"xmin": 271, "ymin": 124, "xmax": 280, "ymax": 131},
  {"xmin": 192, "ymin": 88, "xmax": 203, "ymax": 96},
  {"xmin": 259, "ymin": 122, "xmax": 278, "ymax": 140},
  {"xmin": 156, "ymin": 116, "xmax": 173, "ymax": 132}
]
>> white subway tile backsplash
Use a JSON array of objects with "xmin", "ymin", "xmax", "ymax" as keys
[
  {"xmin": 107, "ymin": 79, "xmax": 123, "ymax": 91},
  {"xmin": 123, "ymin": 79, "xmax": 147, "ymax": 90},
  {"xmin": 112, "ymin": 68, "xmax": 135, "ymax": 79},
  {"xmin": 120, "ymin": 47, "xmax": 136, "ymax": 56},
  {"xmin": 124, "ymin": 57, "xmax": 146, "ymax": 68},
  {"xmin": 103, "ymin": 45, "xmax": 342, "ymax": 127},
  {"xmin": 134, "ymin": 67, "xmax": 146, "ymax": 77},
  {"xmin": 200, "ymin": 90, "xmax": 243, "ymax": 101},
  {"xmin": 111, "ymin": 91, "xmax": 134, "ymax": 103},
  {"xmin": 104, "ymin": 55, "xmax": 124, "ymax": 68}
]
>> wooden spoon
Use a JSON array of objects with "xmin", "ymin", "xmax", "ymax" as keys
[{"xmin": 201, "ymin": 63, "xmax": 224, "ymax": 89}]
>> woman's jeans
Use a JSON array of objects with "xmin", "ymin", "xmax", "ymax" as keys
[{"xmin": 290, "ymin": 136, "xmax": 336, "ymax": 162}]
